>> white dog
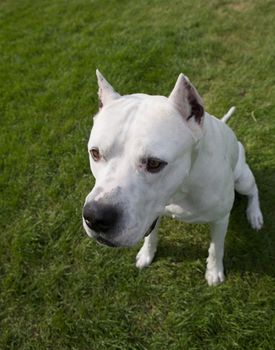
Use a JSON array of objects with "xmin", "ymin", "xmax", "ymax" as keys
[{"xmin": 83, "ymin": 70, "xmax": 263, "ymax": 286}]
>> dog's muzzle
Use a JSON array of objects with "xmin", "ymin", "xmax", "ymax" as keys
[
  {"xmin": 83, "ymin": 201, "xmax": 121, "ymax": 247},
  {"xmin": 83, "ymin": 201, "xmax": 119, "ymax": 234},
  {"xmin": 83, "ymin": 200, "xmax": 159, "ymax": 247}
]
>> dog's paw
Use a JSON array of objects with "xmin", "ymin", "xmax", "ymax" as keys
[
  {"xmin": 205, "ymin": 268, "xmax": 225, "ymax": 286},
  {"xmin": 246, "ymin": 206, "xmax": 263, "ymax": 231},
  {"xmin": 135, "ymin": 248, "xmax": 154, "ymax": 269}
]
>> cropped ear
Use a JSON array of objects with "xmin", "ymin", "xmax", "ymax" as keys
[
  {"xmin": 168, "ymin": 73, "xmax": 204, "ymax": 125},
  {"xmin": 96, "ymin": 69, "xmax": 120, "ymax": 108}
]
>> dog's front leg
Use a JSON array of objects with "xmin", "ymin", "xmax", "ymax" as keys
[
  {"xmin": 136, "ymin": 218, "xmax": 160, "ymax": 269},
  {"xmin": 205, "ymin": 214, "xmax": 230, "ymax": 286}
]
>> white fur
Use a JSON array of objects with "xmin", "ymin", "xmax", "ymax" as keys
[
  {"xmin": 221, "ymin": 106, "xmax": 236, "ymax": 123},
  {"xmin": 83, "ymin": 71, "xmax": 263, "ymax": 285}
]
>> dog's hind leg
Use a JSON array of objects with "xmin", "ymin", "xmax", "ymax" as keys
[
  {"xmin": 136, "ymin": 218, "xmax": 160, "ymax": 269},
  {"xmin": 234, "ymin": 142, "xmax": 263, "ymax": 230}
]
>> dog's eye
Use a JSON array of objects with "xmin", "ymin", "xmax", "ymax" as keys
[
  {"xmin": 90, "ymin": 147, "xmax": 101, "ymax": 161},
  {"xmin": 146, "ymin": 158, "xmax": 167, "ymax": 173}
]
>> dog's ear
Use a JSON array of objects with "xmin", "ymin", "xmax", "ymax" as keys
[
  {"xmin": 96, "ymin": 69, "xmax": 120, "ymax": 109},
  {"xmin": 169, "ymin": 73, "xmax": 204, "ymax": 126}
]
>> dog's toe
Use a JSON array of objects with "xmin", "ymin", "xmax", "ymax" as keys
[
  {"xmin": 136, "ymin": 249, "xmax": 154, "ymax": 269},
  {"xmin": 205, "ymin": 268, "xmax": 225, "ymax": 286},
  {"xmin": 247, "ymin": 207, "xmax": 263, "ymax": 231}
]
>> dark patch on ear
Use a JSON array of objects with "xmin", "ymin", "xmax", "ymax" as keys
[
  {"xmin": 187, "ymin": 99, "xmax": 204, "ymax": 124},
  {"xmin": 99, "ymin": 99, "xmax": 103, "ymax": 109},
  {"xmin": 183, "ymin": 79, "xmax": 204, "ymax": 124}
]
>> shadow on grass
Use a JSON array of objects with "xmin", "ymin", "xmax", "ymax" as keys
[
  {"xmin": 155, "ymin": 169, "xmax": 275, "ymax": 279},
  {"xmin": 156, "ymin": 237, "xmax": 207, "ymax": 265},
  {"xmin": 227, "ymin": 175, "xmax": 275, "ymax": 278}
]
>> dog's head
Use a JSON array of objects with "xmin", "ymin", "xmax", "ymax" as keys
[{"xmin": 83, "ymin": 70, "xmax": 204, "ymax": 247}]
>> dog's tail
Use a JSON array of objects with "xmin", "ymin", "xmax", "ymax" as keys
[{"xmin": 221, "ymin": 106, "xmax": 236, "ymax": 123}]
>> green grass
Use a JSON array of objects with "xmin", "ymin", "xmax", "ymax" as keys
[{"xmin": 1, "ymin": 0, "xmax": 275, "ymax": 349}]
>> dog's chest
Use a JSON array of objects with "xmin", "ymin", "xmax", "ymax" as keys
[
  {"xmin": 164, "ymin": 165, "xmax": 236, "ymax": 223},
  {"xmin": 164, "ymin": 189, "xmax": 233, "ymax": 223},
  {"xmin": 163, "ymin": 116, "xmax": 238, "ymax": 223}
]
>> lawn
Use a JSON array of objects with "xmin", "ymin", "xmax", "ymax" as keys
[{"xmin": 1, "ymin": 0, "xmax": 275, "ymax": 349}]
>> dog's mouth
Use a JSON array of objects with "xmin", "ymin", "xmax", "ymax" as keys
[
  {"xmin": 88, "ymin": 217, "xmax": 159, "ymax": 248},
  {"xmin": 96, "ymin": 236, "xmax": 118, "ymax": 248},
  {"xmin": 144, "ymin": 217, "xmax": 159, "ymax": 237}
]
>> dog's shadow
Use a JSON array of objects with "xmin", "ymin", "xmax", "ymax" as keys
[{"xmin": 156, "ymin": 169, "xmax": 275, "ymax": 279}]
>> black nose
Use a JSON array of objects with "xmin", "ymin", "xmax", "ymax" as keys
[{"xmin": 83, "ymin": 201, "xmax": 119, "ymax": 233}]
